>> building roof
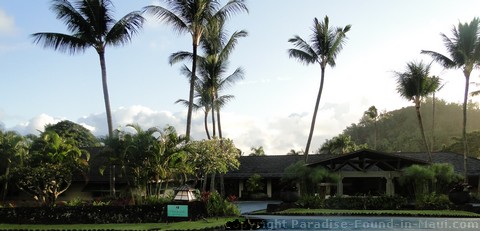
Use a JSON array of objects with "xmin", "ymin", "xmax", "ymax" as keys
[{"xmin": 225, "ymin": 150, "xmax": 480, "ymax": 179}]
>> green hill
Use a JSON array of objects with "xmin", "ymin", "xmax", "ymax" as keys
[{"xmin": 341, "ymin": 98, "xmax": 480, "ymax": 156}]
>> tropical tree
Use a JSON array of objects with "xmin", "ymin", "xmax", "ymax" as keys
[
  {"xmin": 421, "ymin": 18, "xmax": 480, "ymax": 180},
  {"xmin": 395, "ymin": 61, "xmax": 440, "ymax": 162},
  {"xmin": 288, "ymin": 16, "xmax": 351, "ymax": 161},
  {"xmin": 44, "ymin": 120, "xmax": 100, "ymax": 148},
  {"xmin": 363, "ymin": 106, "xmax": 379, "ymax": 150},
  {"xmin": 395, "ymin": 62, "xmax": 440, "ymax": 162},
  {"xmin": 31, "ymin": 0, "xmax": 145, "ymax": 138},
  {"xmin": 12, "ymin": 130, "xmax": 89, "ymax": 206},
  {"xmin": 0, "ymin": 131, "xmax": 29, "ymax": 203},
  {"xmin": 249, "ymin": 146, "xmax": 265, "ymax": 156},
  {"xmin": 287, "ymin": 149, "xmax": 303, "ymax": 155},
  {"xmin": 144, "ymin": 0, "xmax": 248, "ymax": 140},
  {"xmin": 317, "ymin": 134, "xmax": 366, "ymax": 154}
]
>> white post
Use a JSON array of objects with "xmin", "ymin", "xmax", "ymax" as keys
[{"xmin": 267, "ymin": 180, "xmax": 272, "ymax": 198}]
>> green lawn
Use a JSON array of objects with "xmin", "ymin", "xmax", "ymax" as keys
[
  {"xmin": 271, "ymin": 208, "xmax": 480, "ymax": 217},
  {"xmin": 0, "ymin": 217, "xmax": 240, "ymax": 230}
]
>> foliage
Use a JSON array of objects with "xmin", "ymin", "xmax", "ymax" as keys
[
  {"xmin": 249, "ymin": 146, "xmax": 265, "ymax": 156},
  {"xmin": 31, "ymin": 0, "xmax": 145, "ymax": 138},
  {"xmin": 11, "ymin": 130, "xmax": 89, "ymax": 206},
  {"xmin": 324, "ymin": 195, "xmax": 407, "ymax": 210},
  {"xmin": 416, "ymin": 193, "xmax": 451, "ymax": 210},
  {"xmin": 246, "ymin": 173, "xmax": 264, "ymax": 192},
  {"xmin": 317, "ymin": 134, "xmax": 368, "ymax": 154},
  {"xmin": 342, "ymin": 99, "xmax": 480, "ymax": 155},
  {"xmin": 0, "ymin": 130, "xmax": 29, "ymax": 202},
  {"xmin": 44, "ymin": 120, "xmax": 100, "ymax": 148},
  {"xmin": 65, "ymin": 197, "xmax": 84, "ymax": 207},
  {"xmin": 282, "ymin": 161, "xmax": 339, "ymax": 195},
  {"xmin": 399, "ymin": 164, "xmax": 462, "ymax": 201},
  {"xmin": 296, "ymin": 195, "xmax": 324, "ymax": 209},
  {"xmin": 205, "ymin": 191, "xmax": 240, "ymax": 217}
]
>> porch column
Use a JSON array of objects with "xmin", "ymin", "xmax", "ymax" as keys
[
  {"xmin": 336, "ymin": 176, "xmax": 344, "ymax": 196},
  {"xmin": 385, "ymin": 175, "xmax": 395, "ymax": 196},
  {"xmin": 239, "ymin": 181, "xmax": 244, "ymax": 198},
  {"xmin": 267, "ymin": 179, "xmax": 272, "ymax": 198}
]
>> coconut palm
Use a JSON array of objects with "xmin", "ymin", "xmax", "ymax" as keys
[
  {"xmin": 31, "ymin": 0, "xmax": 144, "ymax": 138},
  {"xmin": 144, "ymin": 0, "xmax": 248, "ymax": 140},
  {"xmin": 364, "ymin": 106, "xmax": 379, "ymax": 150},
  {"xmin": 394, "ymin": 61, "xmax": 440, "ymax": 162},
  {"xmin": 421, "ymin": 18, "xmax": 480, "ymax": 179},
  {"xmin": 170, "ymin": 17, "xmax": 246, "ymax": 139},
  {"xmin": 288, "ymin": 16, "xmax": 351, "ymax": 161}
]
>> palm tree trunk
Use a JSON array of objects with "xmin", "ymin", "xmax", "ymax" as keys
[
  {"xmin": 98, "ymin": 51, "xmax": 113, "ymax": 137},
  {"xmin": 210, "ymin": 173, "xmax": 216, "ymax": 192},
  {"xmin": 211, "ymin": 99, "xmax": 216, "ymax": 138},
  {"xmin": 431, "ymin": 94, "xmax": 436, "ymax": 152},
  {"xmin": 186, "ymin": 42, "xmax": 198, "ymax": 140},
  {"xmin": 462, "ymin": 72, "xmax": 470, "ymax": 183},
  {"xmin": 304, "ymin": 65, "xmax": 326, "ymax": 161},
  {"xmin": 415, "ymin": 103, "xmax": 431, "ymax": 162},
  {"xmin": 98, "ymin": 51, "xmax": 116, "ymax": 197},
  {"xmin": 204, "ymin": 110, "xmax": 211, "ymax": 139},
  {"xmin": 2, "ymin": 163, "xmax": 10, "ymax": 203},
  {"xmin": 216, "ymin": 93, "xmax": 223, "ymax": 139}
]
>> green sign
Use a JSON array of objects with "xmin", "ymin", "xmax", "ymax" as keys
[{"xmin": 167, "ymin": 205, "xmax": 189, "ymax": 217}]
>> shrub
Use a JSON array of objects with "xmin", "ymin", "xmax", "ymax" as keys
[
  {"xmin": 416, "ymin": 193, "xmax": 451, "ymax": 210},
  {"xmin": 246, "ymin": 174, "xmax": 264, "ymax": 193},
  {"xmin": 205, "ymin": 191, "xmax": 240, "ymax": 217},
  {"xmin": 65, "ymin": 197, "xmax": 84, "ymax": 206},
  {"xmin": 324, "ymin": 195, "xmax": 407, "ymax": 210},
  {"xmin": 296, "ymin": 195, "xmax": 324, "ymax": 209}
]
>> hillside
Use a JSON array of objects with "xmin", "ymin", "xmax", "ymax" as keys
[{"xmin": 341, "ymin": 98, "xmax": 480, "ymax": 156}]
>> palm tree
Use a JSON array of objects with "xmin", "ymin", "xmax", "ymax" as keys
[
  {"xmin": 394, "ymin": 61, "xmax": 440, "ymax": 163},
  {"xmin": 288, "ymin": 16, "xmax": 351, "ymax": 161},
  {"xmin": 249, "ymin": 146, "xmax": 265, "ymax": 156},
  {"xmin": 364, "ymin": 106, "xmax": 379, "ymax": 150},
  {"xmin": 421, "ymin": 18, "xmax": 480, "ymax": 180},
  {"xmin": 32, "ymin": 0, "xmax": 144, "ymax": 198},
  {"xmin": 144, "ymin": 0, "xmax": 248, "ymax": 140},
  {"xmin": 31, "ymin": 0, "xmax": 144, "ymax": 138},
  {"xmin": 170, "ymin": 17, "xmax": 246, "ymax": 139}
]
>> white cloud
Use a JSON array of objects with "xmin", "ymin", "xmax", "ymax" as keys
[
  {"xmin": 6, "ymin": 104, "xmax": 361, "ymax": 154},
  {"xmin": 12, "ymin": 114, "xmax": 64, "ymax": 135},
  {"xmin": 0, "ymin": 9, "xmax": 17, "ymax": 36}
]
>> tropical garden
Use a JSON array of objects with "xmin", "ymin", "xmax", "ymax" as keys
[{"xmin": 1, "ymin": 0, "xmax": 480, "ymax": 229}]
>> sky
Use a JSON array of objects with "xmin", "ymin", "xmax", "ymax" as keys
[{"xmin": 1, "ymin": 0, "xmax": 480, "ymax": 155}]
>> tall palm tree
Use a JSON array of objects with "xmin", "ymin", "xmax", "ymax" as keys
[
  {"xmin": 421, "ymin": 18, "xmax": 480, "ymax": 180},
  {"xmin": 288, "ymin": 16, "xmax": 351, "ymax": 161},
  {"xmin": 31, "ymin": 0, "xmax": 144, "ymax": 138},
  {"xmin": 170, "ymin": 17, "xmax": 246, "ymax": 139},
  {"xmin": 32, "ymin": 0, "xmax": 144, "ymax": 198},
  {"xmin": 394, "ymin": 61, "xmax": 440, "ymax": 163},
  {"xmin": 144, "ymin": 0, "xmax": 248, "ymax": 140}
]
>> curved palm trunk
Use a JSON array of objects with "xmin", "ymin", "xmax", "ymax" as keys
[
  {"xmin": 211, "ymin": 100, "xmax": 216, "ymax": 138},
  {"xmin": 415, "ymin": 102, "xmax": 431, "ymax": 162},
  {"xmin": 216, "ymin": 93, "xmax": 223, "ymax": 139},
  {"xmin": 462, "ymin": 71, "xmax": 470, "ymax": 183},
  {"xmin": 98, "ymin": 51, "xmax": 116, "ymax": 197},
  {"xmin": 304, "ymin": 65, "xmax": 326, "ymax": 161},
  {"xmin": 204, "ymin": 110, "xmax": 211, "ymax": 139}
]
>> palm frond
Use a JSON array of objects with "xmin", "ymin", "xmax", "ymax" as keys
[
  {"xmin": 31, "ymin": 32, "xmax": 88, "ymax": 54},
  {"xmin": 143, "ymin": 5, "xmax": 189, "ymax": 34},
  {"xmin": 214, "ymin": 0, "xmax": 248, "ymax": 22},
  {"xmin": 169, "ymin": 51, "xmax": 195, "ymax": 65},
  {"xmin": 421, "ymin": 50, "xmax": 456, "ymax": 69},
  {"xmin": 107, "ymin": 11, "xmax": 145, "ymax": 46}
]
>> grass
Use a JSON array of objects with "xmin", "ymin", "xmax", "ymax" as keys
[
  {"xmin": 0, "ymin": 217, "xmax": 240, "ymax": 230},
  {"xmin": 271, "ymin": 208, "xmax": 480, "ymax": 217}
]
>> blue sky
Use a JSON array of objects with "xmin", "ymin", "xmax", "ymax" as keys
[{"xmin": 1, "ymin": 0, "xmax": 480, "ymax": 154}]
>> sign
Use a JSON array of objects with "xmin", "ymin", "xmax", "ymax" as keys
[{"xmin": 167, "ymin": 205, "xmax": 189, "ymax": 217}]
